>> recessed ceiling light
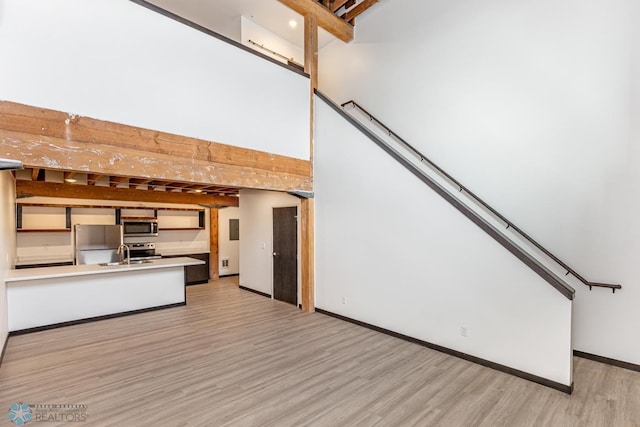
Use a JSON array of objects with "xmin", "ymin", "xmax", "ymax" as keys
[
  {"xmin": 194, "ymin": 189, "xmax": 203, "ymax": 193},
  {"xmin": 289, "ymin": 19, "xmax": 297, "ymax": 28}
]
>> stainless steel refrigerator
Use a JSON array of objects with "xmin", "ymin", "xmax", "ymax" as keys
[{"xmin": 74, "ymin": 224, "xmax": 123, "ymax": 265}]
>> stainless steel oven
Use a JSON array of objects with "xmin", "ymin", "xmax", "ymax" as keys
[
  {"xmin": 122, "ymin": 219, "xmax": 159, "ymax": 237},
  {"xmin": 129, "ymin": 242, "xmax": 162, "ymax": 260}
]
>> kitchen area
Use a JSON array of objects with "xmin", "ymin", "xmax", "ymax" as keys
[{"xmin": 4, "ymin": 195, "xmax": 220, "ymax": 335}]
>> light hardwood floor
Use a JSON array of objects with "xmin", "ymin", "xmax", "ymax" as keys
[{"xmin": 1, "ymin": 277, "xmax": 639, "ymax": 426}]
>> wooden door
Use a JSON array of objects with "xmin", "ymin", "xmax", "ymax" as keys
[{"xmin": 273, "ymin": 207, "xmax": 297, "ymax": 306}]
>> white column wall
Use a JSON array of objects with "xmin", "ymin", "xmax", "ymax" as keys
[
  {"xmin": 239, "ymin": 190, "xmax": 300, "ymax": 300},
  {"xmin": 0, "ymin": 0, "xmax": 310, "ymax": 160},
  {"xmin": 318, "ymin": 0, "xmax": 639, "ymax": 365},
  {"xmin": 0, "ymin": 172, "xmax": 17, "ymax": 354},
  {"xmin": 218, "ymin": 207, "xmax": 240, "ymax": 276},
  {"xmin": 314, "ymin": 98, "xmax": 573, "ymax": 386}
]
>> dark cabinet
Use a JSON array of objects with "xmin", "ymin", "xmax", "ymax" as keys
[{"xmin": 164, "ymin": 253, "xmax": 209, "ymax": 286}]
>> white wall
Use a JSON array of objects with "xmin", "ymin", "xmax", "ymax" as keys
[
  {"xmin": 241, "ymin": 17, "xmax": 304, "ymax": 68},
  {"xmin": 0, "ymin": 0, "xmax": 310, "ymax": 160},
  {"xmin": 0, "ymin": 172, "xmax": 17, "ymax": 355},
  {"xmin": 314, "ymin": 98, "xmax": 573, "ymax": 386},
  {"xmin": 218, "ymin": 207, "xmax": 240, "ymax": 276},
  {"xmin": 319, "ymin": 0, "xmax": 639, "ymax": 365},
  {"xmin": 239, "ymin": 190, "xmax": 300, "ymax": 301}
]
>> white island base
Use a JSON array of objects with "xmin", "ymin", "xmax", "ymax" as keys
[{"xmin": 6, "ymin": 257, "xmax": 204, "ymax": 333}]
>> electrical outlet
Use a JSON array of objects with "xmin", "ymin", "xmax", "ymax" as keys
[
  {"xmin": 341, "ymin": 297, "xmax": 347, "ymax": 305},
  {"xmin": 460, "ymin": 327, "xmax": 468, "ymax": 337}
]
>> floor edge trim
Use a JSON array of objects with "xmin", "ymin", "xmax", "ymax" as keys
[
  {"xmin": 8, "ymin": 302, "xmax": 186, "ymax": 336},
  {"xmin": 239, "ymin": 286, "xmax": 271, "ymax": 299},
  {"xmin": 315, "ymin": 308, "xmax": 573, "ymax": 394},
  {"xmin": 574, "ymin": 350, "xmax": 640, "ymax": 373}
]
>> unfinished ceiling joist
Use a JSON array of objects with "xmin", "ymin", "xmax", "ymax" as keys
[
  {"xmin": 277, "ymin": 0, "xmax": 354, "ymax": 43},
  {"xmin": 16, "ymin": 180, "xmax": 239, "ymax": 207}
]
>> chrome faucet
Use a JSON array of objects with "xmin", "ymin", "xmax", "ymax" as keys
[{"xmin": 117, "ymin": 243, "xmax": 130, "ymax": 265}]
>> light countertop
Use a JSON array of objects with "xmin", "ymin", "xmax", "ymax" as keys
[
  {"xmin": 15, "ymin": 256, "xmax": 74, "ymax": 266},
  {"xmin": 6, "ymin": 257, "xmax": 204, "ymax": 283}
]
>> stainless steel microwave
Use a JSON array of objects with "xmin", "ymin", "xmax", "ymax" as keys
[{"xmin": 122, "ymin": 219, "xmax": 159, "ymax": 237}]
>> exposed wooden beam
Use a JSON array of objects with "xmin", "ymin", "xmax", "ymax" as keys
[
  {"xmin": 0, "ymin": 101, "xmax": 310, "ymax": 178},
  {"xmin": 110, "ymin": 176, "xmax": 128, "ymax": 188},
  {"xmin": 16, "ymin": 180, "xmax": 239, "ymax": 207},
  {"xmin": 63, "ymin": 171, "xmax": 76, "ymax": 181},
  {"xmin": 209, "ymin": 208, "xmax": 219, "ymax": 281},
  {"xmin": 277, "ymin": 0, "xmax": 353, "ymax": 43},
  {"xmin": 165, "ymin": 182, "xmax": 192, "ymax": 189},
  {"xmin": 0, "ymin": 101, "xmax": 312, "ymax": 193},
  {"xmin": 305, "ymin": 13, "xmax": 319, "ymax": 91},
  {"xmin": 331, "ymin": 0, "xmax": 350, "ymax": 12},
  {"xmin": 300, "ymin": 198, "xmax": 315, "ymax": 312},
  {"xmin": 30, "ymin": 167, "xmax": 39, "ymax": 181},
  {"xmin": 129, "ymin": 178, "xmax": 152, "ymax": 187},
  {"xmin": 342, "ymin": 0, "xmax": 378, "ymax": 21},
  {"xmin": 211, "ymin": 187, "xmax": 236, "ymax": 193},
  {"xmin": 322, "ymin": 0, "xmax": 330, "ymax": 7},
  {"xmin": 87, "ymin": 174, "xmax": 102, "ymax": 185},
  {"xmin": 301, "ymin": 13, "xmax": 317, "ymax": 313}
]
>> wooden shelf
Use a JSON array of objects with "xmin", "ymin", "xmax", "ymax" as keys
[
  {"xmin": 18, "ymin": 202, "xmax": 204, "ymax": 212},
  {"xmin": 159, "ymin": 227, "xmax": 205, "ymax": 231},
  {"xmin": 17, "ymin": 229, "xmax": 71, "ymax": 233},
  {"xmin": 121, "ymin": 216, "xmax": 157, "ymax": 220}
]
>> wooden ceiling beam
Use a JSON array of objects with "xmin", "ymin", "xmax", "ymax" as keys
[
  {"xmin": 331, "ymin": 0, "xmax": 350, "ymax": 12},
  {"xmin": 30, "ymin": 167, "xmax": 39, "ymax": 181},
  {"xmin": 109, "ymin": 176, "xmax": 128, "ymax": 187},
  {"xmin": 165, "ymin": 182, "xmax": 192, "ymax": 188},
  {"xmin": 0, "ymin": 101, "xmax": 309, "ymax": 178},
  {"xmin": 277, "ymin": 0, "xmax": 353, "ymax": 43},
  {"xmin": 87, "ymin": 174, "xmax": 102, "ymax": 185},
  {"xmin": 210, "ymin": 187, "xmax": 236, "ymax": 192},
  {"xmin": 342, "ymin": 0, "xmax": 378, "ymax": 21},
  {"xmin": 16, "ymin": 180, "xmax": 239, "ymax": 207},
  {"xmin": 0, "ymin": 101, "xmax": 311, "ymax": 192},
  {"xmin": 129, "ymin": 178, "xmax": 152, "ymax": 187}
]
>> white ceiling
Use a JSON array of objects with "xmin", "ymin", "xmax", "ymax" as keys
[{"xmin": 145, "ymin": 0, "xmax": 335, "ymax": 49}]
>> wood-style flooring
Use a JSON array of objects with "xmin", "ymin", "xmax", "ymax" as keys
[{"xmin": 1, "ymin": 277, "xmax": 639, "ymax": 426}]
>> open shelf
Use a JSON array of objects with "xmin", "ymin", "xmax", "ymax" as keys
[
  {"xmin": 17, "ymin": 229, "xmax": 72, "ymax": 233},
  {"xmin": 121, "ymin": 216, "xmax": 158, "ymax": 220},
  {"xmin": 159, "ymin": 227, "xmax": 205, "ymax": 231}
]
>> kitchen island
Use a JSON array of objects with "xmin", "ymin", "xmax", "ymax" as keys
[{"xmin": 5, "ymin": 257, "xmax": 204, "ymax": 334}]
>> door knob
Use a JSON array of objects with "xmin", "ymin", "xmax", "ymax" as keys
[{"xmin": 273, "ymin": 252, "xmax": 278, "ymax": 256}]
